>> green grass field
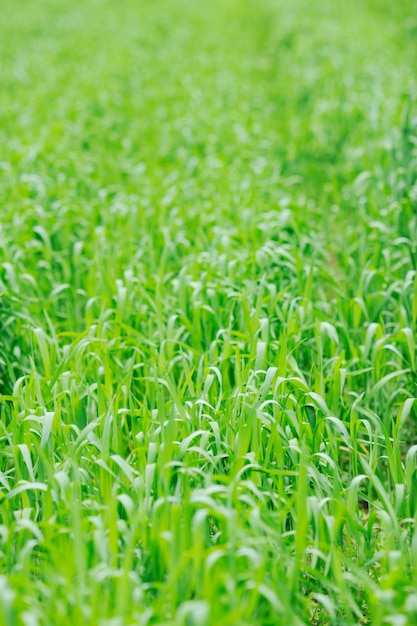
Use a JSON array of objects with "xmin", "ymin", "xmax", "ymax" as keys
[{"xmin": 1, "ymin": 0, "xmax": 417, "ymax": 624}]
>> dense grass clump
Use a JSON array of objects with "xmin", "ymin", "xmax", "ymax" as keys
[{"xmin": 1, "ymin": 0, "xmax": 417, "ymax": 624}]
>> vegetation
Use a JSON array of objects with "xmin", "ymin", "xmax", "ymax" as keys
[{"xmin": 1, "ymin": 0, "xmax": 417, "ymax": 624}]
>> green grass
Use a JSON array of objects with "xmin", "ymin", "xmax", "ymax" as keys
[{"xmin": 1, "ymin": 0, "xmax": 417, "ymax": 624}]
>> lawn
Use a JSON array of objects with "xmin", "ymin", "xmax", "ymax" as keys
[{"xmin": 1, "ymin": 0, "xmax": 417, "ymax": 624}]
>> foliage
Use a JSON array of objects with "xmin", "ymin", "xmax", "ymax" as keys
[{"xmin": 1, "ymin": 0, "xmax": 417, "ymax": 624}]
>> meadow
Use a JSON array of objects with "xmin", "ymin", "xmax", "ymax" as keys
[{"xmin": 1, "ymin": 0, "xmax": 417, "ymax": 624}]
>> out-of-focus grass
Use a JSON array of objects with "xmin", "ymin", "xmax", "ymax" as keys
[{"xmin": 1, "ymin": 0, "xmax": 417, "ymax": 624}]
